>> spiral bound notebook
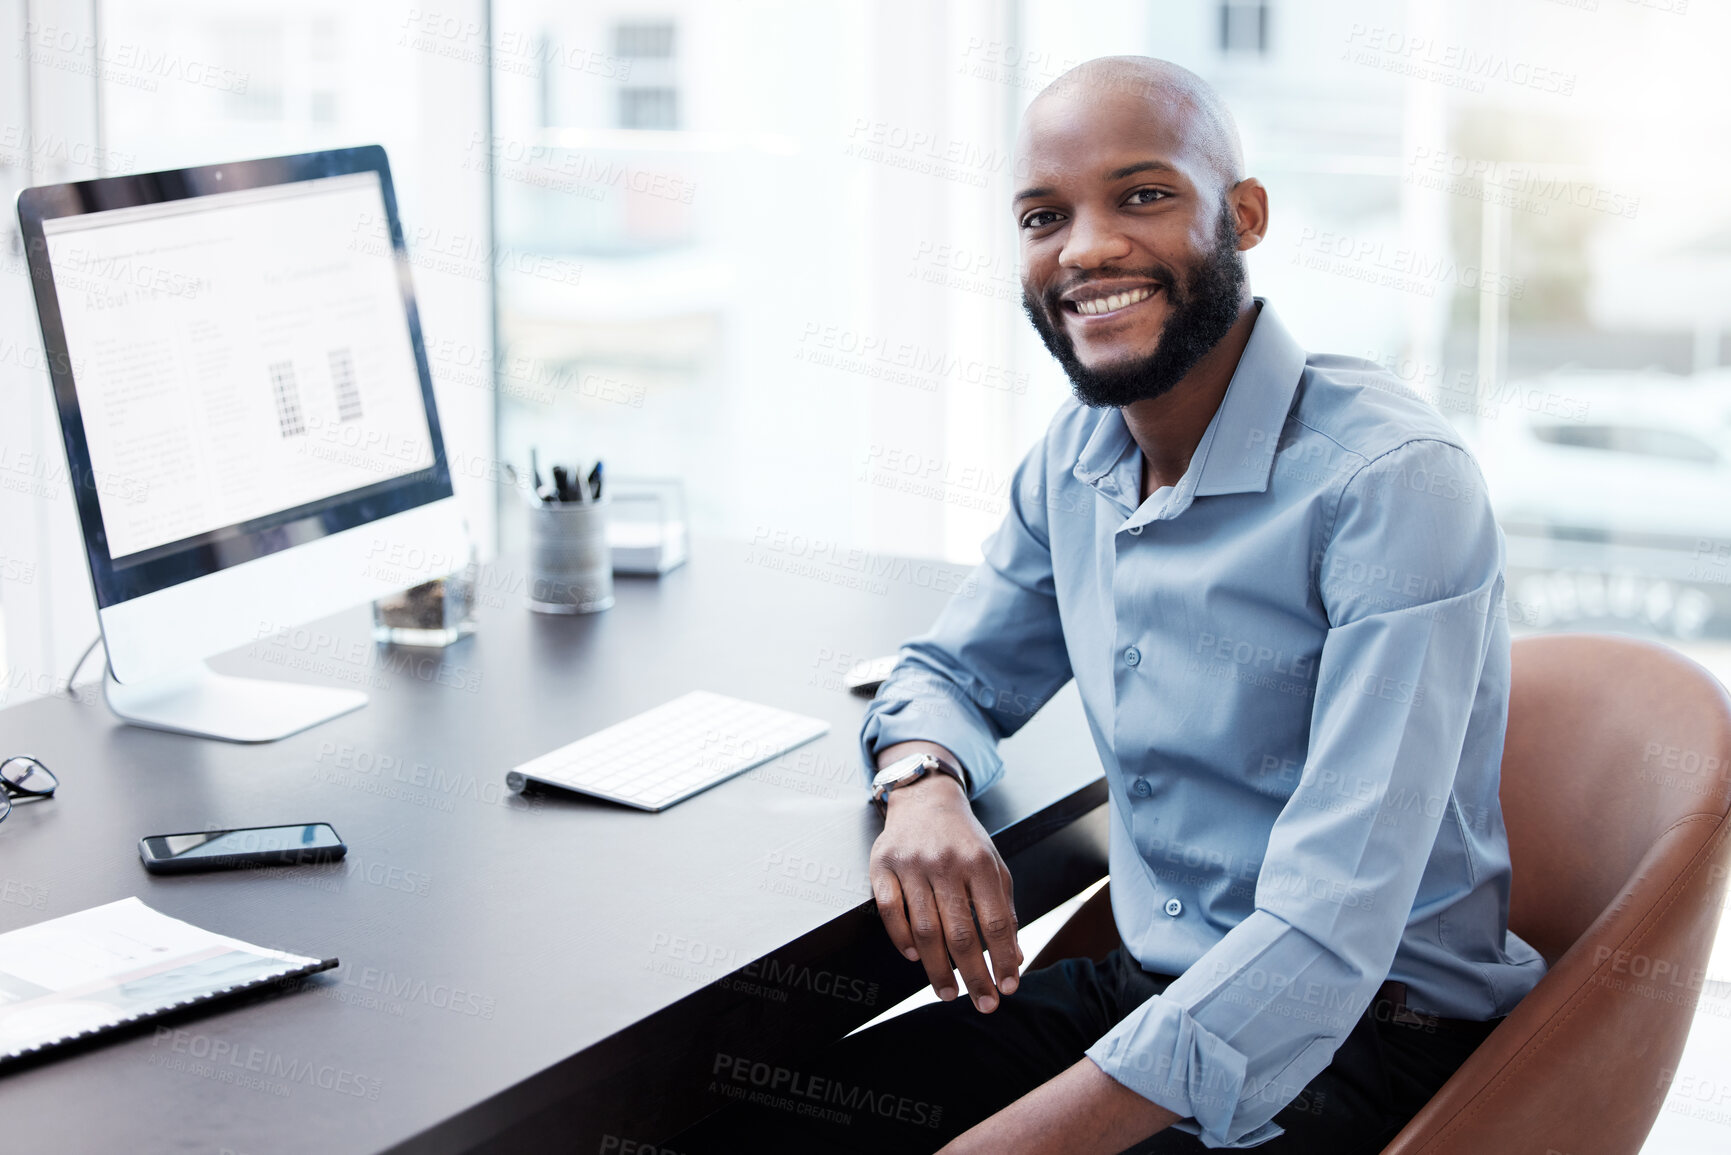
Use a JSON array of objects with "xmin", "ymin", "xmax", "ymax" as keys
[{"xmin": 0, "ymin": 897, "xmax": 336, "ymax": 1068}]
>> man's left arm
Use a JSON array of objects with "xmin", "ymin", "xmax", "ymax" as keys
[{"xmin": 944, "ymin": 438, "xmax": 1509, "ymax": 1153}]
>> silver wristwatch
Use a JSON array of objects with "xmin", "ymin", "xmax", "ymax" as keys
[{"xmin": 870, "ymin": 752, "xmax": 967, "ymax": 813}]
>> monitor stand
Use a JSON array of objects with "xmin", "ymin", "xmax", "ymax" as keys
[{"xmin": 104, "ymin": 661, "xmax": 367, "ymax": 743}]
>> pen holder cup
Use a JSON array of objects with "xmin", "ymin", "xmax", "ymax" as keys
[{"xmin": 527, "ymin": 496, "xmax": 614, "ymax": 614}]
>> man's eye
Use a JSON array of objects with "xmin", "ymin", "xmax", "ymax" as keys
[
  {"xmin": 1020, "ymin": 210, "xmax": 1063, "ymax": 230},
  {"xmin": 1127, "ymin": 188, "xmax": 1169, "ymax": 205}
]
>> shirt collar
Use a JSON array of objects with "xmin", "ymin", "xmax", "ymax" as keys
[{"xmin": 1071, "ymin": 299, "xmax": 1307, "ymax": 509}]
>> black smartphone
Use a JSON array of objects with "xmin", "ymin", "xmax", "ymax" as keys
[{"xmin": 138, "ymin": 823, "xmax": 347, "ymax": 874}]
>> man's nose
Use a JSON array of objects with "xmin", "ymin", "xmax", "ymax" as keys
[{"xmin": 1059, "ymin": 208, "xmax": 1133, "ymax": 270}]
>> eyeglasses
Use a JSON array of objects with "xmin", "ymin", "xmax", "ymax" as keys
[{"xmin": 0, "ymin": 756, "xmax": 58, "ymax": 825}]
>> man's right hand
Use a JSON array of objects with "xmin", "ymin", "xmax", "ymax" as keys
[{"xmin": 869, "ymin": 743, "xmax": 1023, "ymax": 1013}]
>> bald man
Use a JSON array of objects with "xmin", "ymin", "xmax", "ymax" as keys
[{"xmin": 682, "ymin": 57, "xmax": 1544, "ymax": 1154}]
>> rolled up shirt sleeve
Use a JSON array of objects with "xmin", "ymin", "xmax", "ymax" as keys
[
  {"xmin": 1086, "ymin": 439, "xmax": 1507, "ymax": 1148},
  {"xmin": 859, "ymin": 441, "xmax": 1074, "ymax": 799}
]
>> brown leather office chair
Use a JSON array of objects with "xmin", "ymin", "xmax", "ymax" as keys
[
  {"xmin": 1383, "ymin": 634, "xmax": 1731, "ymax": 1153},
  {"xmin": 1030, "ymin": 634, "xmax": 1731, "ymax": 1154}
]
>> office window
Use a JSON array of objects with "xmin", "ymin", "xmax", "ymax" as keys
[
  {"xmin": 615, "ymin": 21, "xmax": 674, "ymax": 59},
  {"xmin": 8, "ymin": 0, "xmax": 1731, "ymax": 730},
  {"xmin": 215, "ymin": 20, "xmax": 286, "ymax": 120},
  {"xmin": 489, "ymin": 0, "xmax": 1025, "ymax": 568},
  {"xmin": 613, "ymin": 20, "xmax": 678, "ymax": 130},
  {"xmin": 1218, "ymin": 0, "xmax": 1269, "ymax": 57},
  {"xmin": 619, "ymin": 87, "xmax": 678, "ymax": 130},
  {"xmin": 308, "ymin": 18, "xmax": 340, "ymax": 124}
]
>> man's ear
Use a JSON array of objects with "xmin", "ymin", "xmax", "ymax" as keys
[{"xmin": 1228, "ymin": 178, "xmax": 1270, "ymax": 251}]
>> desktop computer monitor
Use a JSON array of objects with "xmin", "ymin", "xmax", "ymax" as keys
[{"xmin": 15, "ymin": 145, "xmax": 470, "ymax": 742}]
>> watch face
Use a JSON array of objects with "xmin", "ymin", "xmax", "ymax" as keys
[{"xmin": 874, "ymin": 753, "xmax": 930, "ymax": 788}]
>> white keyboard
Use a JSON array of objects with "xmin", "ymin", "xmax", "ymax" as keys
[{"xmin": 505, "ymin": 691, "xmax": 830, "ymax": 811}]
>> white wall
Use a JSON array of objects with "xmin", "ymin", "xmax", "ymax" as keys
[{"xmin": 0, "ymin": 0, "xmax": 104, "ymax": 703}]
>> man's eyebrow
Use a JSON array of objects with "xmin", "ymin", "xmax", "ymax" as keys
[
  {"xmin": 1107, "ymin": 160, "xmax": 1179, "ymax": 181},
  {"xmin": 1013, "ymin": 160, "xmax": 1180, "ymax": 203}
]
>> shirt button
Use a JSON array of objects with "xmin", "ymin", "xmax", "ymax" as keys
[
  {"xmin": 1127, "ymin": 524, "xmax": 1143, "ymax": 535},
  {"xmin": 1132, "ymin": 777, "xmax": 1152, "ymax": 798},
  {"xmin": 1164, "ymin": 898, "xmax": 1184, "ymax": 917},
  {"xmin": 1124, "ymin": 646, "xmax": 1141, "ymax": 667}
]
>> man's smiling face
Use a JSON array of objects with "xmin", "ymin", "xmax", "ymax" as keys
[{"xmin": 1014, "ymin": 64, "xmax": 1255, "ymax": 408}]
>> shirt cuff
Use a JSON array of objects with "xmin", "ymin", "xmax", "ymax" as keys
[
  {"xmin": 1085, "ymin": 996, "xmax": 1284, "ymax": 1149},
  {"xmin": 859, "ymin": 694, "xmax": 1004, "ymax": 800}
]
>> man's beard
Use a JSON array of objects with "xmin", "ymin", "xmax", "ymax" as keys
[{"xmin": 1022, "ymin": 204, "xmax": 1248, "ymax": 409}]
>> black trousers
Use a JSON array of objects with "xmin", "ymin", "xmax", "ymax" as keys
[{"xmin": 676, "ymin": 947, "xmax": 1500, "ymax": 1154}]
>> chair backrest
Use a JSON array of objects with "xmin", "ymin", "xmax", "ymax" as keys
[
  {"xmin": 1383, "ymin": 634, "xmax": 1731, "ymax": 1155},
  {"xmin": 1500, "ymin": 634, "xmax": 1731, "ymax": 964}
]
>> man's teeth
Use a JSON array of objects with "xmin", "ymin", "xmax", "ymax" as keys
[{"xmin": 1073, "ymin": 286, "xmax": 1156, "ymax": 316}]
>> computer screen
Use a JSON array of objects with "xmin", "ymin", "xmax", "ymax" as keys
[
  {"xmin": 41, "ymin": 172, "xmax": 435, "ymax": 565},
  {"xmin": 18, "ymin": 146, "xmax": 457, "ymax": 615}
]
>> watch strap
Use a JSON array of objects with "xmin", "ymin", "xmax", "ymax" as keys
[{"xmin": 926, "ymin": 755, "xmax": 967, "ymax": 794}]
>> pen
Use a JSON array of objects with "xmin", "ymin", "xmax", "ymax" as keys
[
  {"xmin": 531, "ymin": 448, "xmax": 552, "ymax": 503},
  {"xmin": 551, "ymin": 465, "xmax": 571, "ymax": 503},
  {"xmin": 588, "ymin": 460, "xmax": 603, "ymax": 501}
]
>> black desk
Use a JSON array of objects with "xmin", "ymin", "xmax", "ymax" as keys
[{"xmin": 0, "ymin": 540, "xmax": 1106, "ymax": 1153}]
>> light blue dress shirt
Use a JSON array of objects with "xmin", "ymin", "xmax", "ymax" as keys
[{"xmin": 860, "ymin": 301, "xmax": 1546, "ymax": 1148}]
